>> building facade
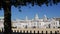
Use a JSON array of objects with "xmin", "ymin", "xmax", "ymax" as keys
[
  {"xmin": 12, "ymin": 14, "xmax": 60, "ymax": 29},
  {"xmin": 0, "ymin": 14, "xmax": 60, "ymax": 29}
]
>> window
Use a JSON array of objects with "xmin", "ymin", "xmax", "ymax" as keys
[
  {"xmin": 23, "ymin": 25, "xmax": 24, "ymax": 27},
  {"xmin": 25, "ymin": 25, "xmax": 27, "ymax": 28},
  {"xmin": 53, "ymin": 27, "xmax": 55, "ymax": 28},
  {"xmin": 33, "ymin": 26, "xmax": 36, "ymax": 28},
  {"xmin": 14, "ymin": 30, "xmax": 16, "ymax": 32},
  {"xmin": 40, "ymin": 23, "xmax": 41, "ymax": 25},
  {"xmin": 34, "ymin": 23, "xmax": 36, "ymax": 25},
  {"xmin": 48, "ymin": 24, "xmax": 50, "ymax": 28},
  {"xmin": 0, "ymin": 19, "xmax": 1, "ymax": 20},
  {"xmin": 56, "ymin": 22, "xmax": 57, "ymax": 25},
  {"xmin": 59, "ymin": 20, "xmax": 60, "ymax": 25},
  {"xmin": 53, "ymin": 23, "xmax": 55, "ymax": 25},
  {"xmin": 59, "ymin": 22, "xmax": 60, "ymax": 25}
]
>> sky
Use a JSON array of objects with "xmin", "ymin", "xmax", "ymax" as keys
[{"xmin": 0, "ymin": 3, "xmax": 60, "ymax": 20}]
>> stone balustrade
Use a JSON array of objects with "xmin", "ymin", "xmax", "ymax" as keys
[
  {"xmin": 0, "ymin": 28, "xmax": 60, "ymax": 34},
  {"xmin": 12, "ymin": 28, "xmax": 60, "ymax": 33}
]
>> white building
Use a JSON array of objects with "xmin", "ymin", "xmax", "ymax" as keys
[
  {"xmin": 0, "ymin": 14, "xmax": 60, "ymax": 29},
  {"xmin": 0, "ymin": 17, "xmax": 4, "ymax": 29},
  {"xmin": 12, "ymin": 14, "xmax": 60, "ymax": 29}
]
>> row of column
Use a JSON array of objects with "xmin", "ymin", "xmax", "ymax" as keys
[
  {"xmin": 0, "ymin": 29, "xmax": 60, "ymax": 34},
  {"xmin": 12, "ymin": 30, "xmax": 60, "ymax": 34}
]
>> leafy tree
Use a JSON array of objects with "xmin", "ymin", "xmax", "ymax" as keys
[{"xmin": 0, "ymin": 0, "xmax": 60, "ymax": 34}]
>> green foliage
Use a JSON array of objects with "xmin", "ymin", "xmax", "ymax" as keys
[
  {"xmin": 0, "ymin": 0, "xmax": 60, "ymax": 8},
  {"xmin": 0, "ymin": 0, "xmax": 60, "ymax": 11},
  {"xmin": 0, "ymin": 0, "xmax": 60, "ymax": 34},
  {"xmin": 0, "ymin": 0, "xmax": 2, "ymax": 10}
]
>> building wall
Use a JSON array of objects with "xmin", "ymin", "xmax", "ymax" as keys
[
  {"xmin": 12, "ymin": 18, "xmax": 59, "ymax": 29},
  {"xmin": 0, "ymin": 15, "xmax": 60, "ymax": 29},
  {"xmin": 0, "ymin": 17, "xmax": 4, "ymax": 29}
]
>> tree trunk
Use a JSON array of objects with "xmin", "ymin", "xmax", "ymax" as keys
[{"xmin": 3, "ymin": 1, "xmax": 12, "ymax": 34}]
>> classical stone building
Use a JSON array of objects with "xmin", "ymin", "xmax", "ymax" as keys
[
  {"xmin": 0, "ymin": 14, "xmax": 60, "ymax": 29},
  {"xmin": 12, "ymin": 14, "xmax": 60, "ymax": 29},
  {"xmin": 0, "ymin": 17, "xmax": 4, "ymax": 29}
]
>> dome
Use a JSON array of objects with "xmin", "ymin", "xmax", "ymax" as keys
[{"xmin": 35, "ymin": 14, "xmax": 39, "ymax": 20}]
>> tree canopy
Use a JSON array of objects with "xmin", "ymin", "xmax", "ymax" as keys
[
  {"xmin": 0, "ymin": 0, "xmax": 60, "ymax": 34},
  {"xmin": 0, "ymin": 0, "xmax": 60, "ymax": 9}
]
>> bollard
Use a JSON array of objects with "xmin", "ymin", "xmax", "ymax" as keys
[
  {"xmin": 27, "ymin": 31, "xmax": 28, "ymax": 34},
  {"xmin": 30, "ymin": 30, "xmax": 32, "ymax": 34},
  {"xmin": 17, "ymin": 30, "xmax": 19, "ymax": 34},
  {"xmin": 37, "ymin": 31, "xmax": 39, "ymax": 34},
  {"xmin": 20, "ymin": 30, "xmax": 22, "ymax": 34},
  {"xmin": 14, "ymin": 30, "xmax": 16, "ymax": 32},
  {"xmin": 46, "ymin": 31, "xmax": 48, "ymax": 34},
  {"xmin": 0, "ymin": 30, "xmax": 1, "ymax": 32},
  {"xmin": 41, "ymin": 31, "xmax": 43, "ymax": 34},
  {"xmin": 2, "ymin": 28, "xmax": 3, "ymax": 32},
  {"xmin": 13, "ymin": 30, "xmax": 16, "ymax": 34},
  {"xmin": 34, "ymin": 30, "xmax": 35, "ymax": 34},
  {"xmin": 13, "ymin": 30, "xmax": 15, "ymax": 32},
  {"xmin": 1, "ymin": 29, "xmax": 2, "ymax": 32},
  {"xmin": 23, "ymin": 30, "xmax": 25, "ymax": 33},
  {"xmin": 16, "ymin": 30, "xmax": 17, "ymax": 33},
  {"xmin": 50, "ymin": 31, "xmax": 52, "ymax": 34},
  {"xmin": 55, "ymin": 31, "xmax": 57, "ymax": 34},
  {"xmin": 57, "ymin": 30, "xmax": 59, "ymax": 34},
  {"xmin": 0, "ymin": 29, "xmax": 2, "ymax": 32},
  {"xmin": 17, "ymin": 30, "xmax": 19, "ymax": 33}
]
